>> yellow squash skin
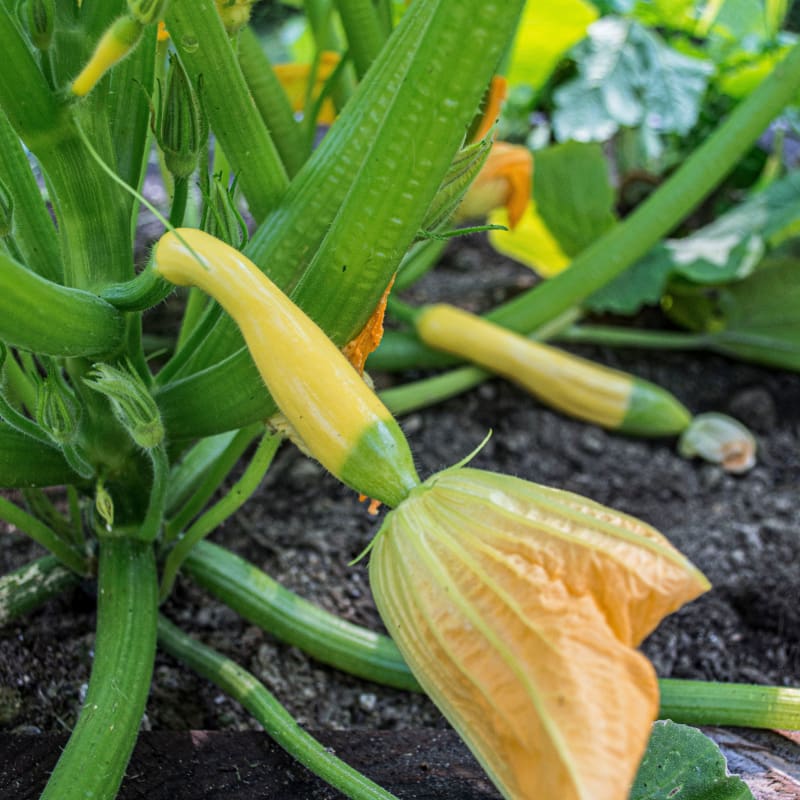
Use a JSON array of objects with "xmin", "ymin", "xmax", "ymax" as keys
[
  {"xmin": 417, "ymin": 304, "xmax": 691, "ymax": 434},
  {"xmin": 71, "ymin": 16, "xmax": 143, "ymax": 97},
  {"xmin": 153, "ymin": 229, "xmax": 419, "ymax": 506},
  {"xmin": 369, "ymin": 467, "xmax": 710, "ymax": 800}
]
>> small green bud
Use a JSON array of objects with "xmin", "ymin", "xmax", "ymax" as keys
[
  {"xmin": 200, "ymin": 173, "xmax": 248, "ymax": 248},
  {"xmin": 84, "ymin": 362, "xmax": 164, "ymax": 449},
  {"xmin": 215, "ymin": 0, "xmax": 256, "ymax": 35},
  {"xmin": 95, "ymin": 481, "xmax": 115, "ymax": 531},
  {"xmin": 156, "ymin": 55, "xmax": 206, "ymax": 179},
  {"xmin": 0, "ymin": 177, "xmax": 12, "ymax": 238},
  {"xmin": 127, "ymin": 0, "xmax": 167, "ymax": 25},
  {"xmin": 26, "ymin": 0, "xmax": 55, "ymax": 51},
  {"xmin": 36, "ymin": 371, "xmax": 80, "ymax": 445}
]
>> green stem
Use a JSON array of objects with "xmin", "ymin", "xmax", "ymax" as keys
[
  {"xmin": 556, "ymin": 325, "xmax": 713, "ymax": 350},
  {"xmin": 304, "ymin": 0, "xmax": 356, "ymax": 109},
  {"xmin": 42, "ymin": 126, "xmax": 134, "ymax": 290},
  {"xmin": 335, "ymin": 0, "xmax": 386, "ymax": 78},
  {"xmin": 1, "ymin": 347, "xmax": 38, "ymax": 412},
  {"xmin": 658, "ymin": 679, "xmax": 800, "ymax": 729},
  {"xmin": 164, "ymin": 0, "xmax": 288, "ymax": 222},
  {"xmin": 0, "ymin": 250, "xmax": 126, "ymax": 357},
  {"xmin": 0, "ymin": 371, "xmax": 52, "ymax": 445},
  {"xmin": 40, "ymin": 537, "xmax": 157, "ymax": 800},
  {"xmin": 380, "ymin": 365, "xmax": 489, "ymax": 416},
  {"xmin": 138, "ymin": 444, "xmax": 169, "ymax": 543},
  {"xmin": 100, "ymin": 266, "xmax": 174, "ymax": 312},
  {"xmin": 0, "ymin": 495, "xmax": 88, "ymax": 575},
  {"xmin": 67, "ymin": 485, "xmax": 86, "ymax": 548},
  {"xmin": 164, "ymin": 423, "xmax": 260, "ymax": 542},
  {"xmin": 156, "ymin": 0, "xmax": 527, "ymax": 439},
  {"xmin": 393, "ymin": 237, "xmax": 449, "ymax": 291},
  {"xmin": 238, "ymin": 26, "xmax": 306, "ymax": 177},
  {"xmin": 0, "ymin": 109, "xmax": 61, "ymax": 282},
  {"xmin": 372, "ymin": 39, "xmax": 800, "ymax": 368},
  {"xmin": 183, "ymin": 541, "xmax": 800, "ymax": 732},
  {"xmin": 169, "ymin": 175, "xmax": 189, "ymax": 228},
  {"xmin": 157, "ymin": 615, "xmax": 402, "ymax": 800},
  {"xmin": 492, "ymin": 41, "xmax": 800, "ymax": 330},
  {"xmin": 159, "ymin": 431, "xmax": 280, "ymax": 599},
  {"xmin": 165, "ymin": 429, "xmax": 241, "ymax": 513},
  {"xmin": 175, "ymin": 288, "xmax": 208, "ymax": 352},
  {"xmin": 184, "ymin": 540, "xmax": 421, "ymax": 691},
  {"xmin": 0, "ymin": 9, "xmax": 65, "ymax": 149},
  {"xmin": 155, "ymin": 301, "xmax": 224, "ymax": 385},
  {"xmin": 0, "ymin": 555, "xmax": 81, "ymax": 627},
  {"xmin": 22, "ymin": 488, "xmax": 76, "ymax": 543}
]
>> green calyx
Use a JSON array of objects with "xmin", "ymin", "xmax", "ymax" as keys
[
  {"xmin": 25, "ymin": 0, "xmax": 55, "ymax": 51},
  {"xmin": 338, "ymin": 419, "xmax": 421, "ymax": 508},
  {"xmin": 84, "ymin": 363, "xmax": 164, "ymax": 450}
]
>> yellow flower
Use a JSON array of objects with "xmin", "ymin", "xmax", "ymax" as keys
[
  {"xmin": 273, "ymin": 52, "xmax": 340, "ymax": 125},
  {"xmin": 456, "ymin": 141, "xmax": 532, "ymax": 230},
  {"xmin": 369, "ymin": 466, "xmax": 709, "ymax": 800}
]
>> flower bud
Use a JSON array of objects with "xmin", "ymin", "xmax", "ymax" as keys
[
  {"xmin": 215, "ymin": 0, "xmax": 256, "ymax": 35},
  {"xmin": 84, "ymin": 363, "xmax": 164, "ymax": 450},
  {"xmin": 36, "ymin": 371, "xmax": 80, "ymax": 445},
  {"xmin": 200, "ymin": 173, "xmax": 247, "ymax": 248},
  {"xmin": 127, "ymin": 0, "xmax": 167, "ymax": 26},
  {"xmin": 26, "ymin": 0, "xmax": 55, "ymax": 51},
  {"xmin": 678, "ymin": 412, "xmax": 756, "ymax": 473},
  {"xmin": 157, "ymin": 54, "xmax": 206, "ymax": 179},
  {"xmin": 369, "ymin": 466, "xmax": 709, "ymax": 800}
]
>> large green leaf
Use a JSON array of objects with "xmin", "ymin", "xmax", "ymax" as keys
[
  {"xmin": 553, "ymin": 18, "xmax": 713, "ymax": 150},
  {"xmin": 533, "ymin": 141, "xmax": 617, "ymax": 257},
  {"xmin": 669, "ymin": 257, "xmax": 800, "ymax": 371},
  {"xmin": 630, "ymin": 720, "xmax": 754, "ymax": 800},
  {"xmin": 588, "ymin": 171, "xmax": 800, "ymax": 313}
]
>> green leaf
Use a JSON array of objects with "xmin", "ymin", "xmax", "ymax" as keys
[
  {"xmin": 533, "ymin": 141, "xmax": 617, "ymax": 256},
  {"xmin": 553, "ymin": 18, "xmax": 713, "ymax": 147},
  {"xmin": 630, "ymin": 720, "xmax": 754, "ymax": 800},
  {"xmin": 587, "ymin": 244, "xmax": 675, "ymax": 313},
  {"xmin": 587, "ymin": 171, "xmax": 800, "ymax": 313},
  {"xmin": 670, "ymin": 257, "xmax": 800, "ymax": 371}
]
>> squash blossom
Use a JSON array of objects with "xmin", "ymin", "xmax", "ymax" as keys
[
  {"xmin": 455, "ymin": 141, "xmax": 532, "ymax": 229},
  {"xmin": 369, "ymin": 466, "xmax": 710, "ymax": 800},
  {"xmin": 153, "ymin": 230, "xmax": 709, "ymax": 800}
]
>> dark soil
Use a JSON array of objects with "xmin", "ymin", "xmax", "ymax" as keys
[{"xmin": 1, "ymin": 237, "xmax": 799, "ymax": 746}]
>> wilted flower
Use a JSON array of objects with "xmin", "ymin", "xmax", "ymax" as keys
[
  {"xmin": 456, "ymin": 141, "xmax": 532, "ymax": 229},
  {"xmin": 678, "ymin": 412, "xmax": 756, "ymax": 473},
  {"xmin": 369, "ymin": 466, "xmax": 709, "ymax": 800}
]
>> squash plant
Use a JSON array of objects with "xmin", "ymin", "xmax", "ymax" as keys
[{"xmin": 1, "ymin": 2, "xmax": 799, "ymax": 799}]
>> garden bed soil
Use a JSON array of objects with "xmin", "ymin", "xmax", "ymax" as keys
[{"xmin": 1, "ymin": 237, "xmax": 799, "ymax": 796}]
